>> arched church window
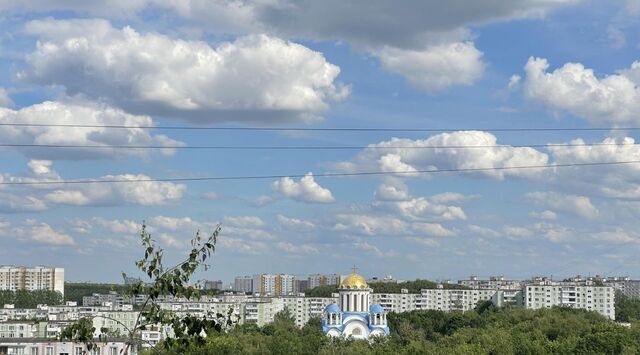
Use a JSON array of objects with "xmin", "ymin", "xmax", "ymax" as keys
[{"xmin": 352, "ymin": 327, "xmax": 362, "ymax": 336}]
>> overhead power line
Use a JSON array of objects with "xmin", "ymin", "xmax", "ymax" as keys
[
  {"xmin": 3, "ymin": 142, "xmax": 640, "ymax": 150},
  {"xmin": 1, "ymin": 142, "xmax": 639, "ymax": 150},
  {"xmin": 0, "ymin": 122, "xmax": 639, "ymax": 132},
  {"xmin": 1, "ymin": 160, "xmax": 638, "ymax": 186}
]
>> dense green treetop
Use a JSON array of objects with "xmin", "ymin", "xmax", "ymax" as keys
[
  {"xmin": 146, "ymin": 306, "xmax": 640, "ymax": 355},
  {"xmin": 305, "ymin": 279, "xmax": 469, "ymax": 297},
  {"xmin": 0, "ymin": 289, "xmax": 63, "ymax": 309},
  {"xmin": 64, "ymin": 282, "xmax": 129, "ymax": 304},
  {"xmin": 615, "ymin": 291, "xmax": 640, "ymax": 322}
]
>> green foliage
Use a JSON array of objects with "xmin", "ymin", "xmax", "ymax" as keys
[
  {"xmin": 304, "ymin": 284, "xmax": 339, "ymax": 297},
  {"xmin": 615, "ymin": 291, "xmax": 640, "ymax": 322},
  {"xmin": 146, "ymin": 306, "xmax": 639, "ymax": 355},
  {"xmin": 370, "ymin": 279, "xmax": 469, "ymax": 294},
  {"xmin": 0, "ymin": 289, "xmax": 63, "ymax": 308},
  {"xmin": 305, "ymin": 279, "xmax": 469, "ymax": 297},
  {"xmin": 64, "ymin": 282, "xmax": 128, "ymax": 304},
  {"xmin": 60, "ymin": 318, "xmax": 103, "ymax": 351},
  {"xmin": 61, "ymin": 223, "xmax": 222, "ymax": 355}
]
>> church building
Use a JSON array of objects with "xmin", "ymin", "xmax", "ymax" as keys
[{"xmin": 321, "ymin": 269, "xmax": 390, "ymax": 339}]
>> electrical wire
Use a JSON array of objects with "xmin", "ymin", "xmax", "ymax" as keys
[
  {"xmin": 0, "ymin": 142, "xmax": 638, "ymax": 150},
  {"xmin": 2, "ymin": 160, "xmax": 638, "ymax": 186},
  {"xmin": 1, "ymin": 122, "xmax": 639, "ymax": 132}
]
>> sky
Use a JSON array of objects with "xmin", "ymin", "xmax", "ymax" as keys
[{"xmin": 1, "ymin": 0, "xmax": 640, "ymax": 283}]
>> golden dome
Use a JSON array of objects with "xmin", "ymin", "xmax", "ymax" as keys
[{"xmin": 340, "ymin": 273, "xmax": 368, "ymax": 289}]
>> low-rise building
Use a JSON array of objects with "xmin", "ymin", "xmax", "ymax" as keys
[
  {"xmin": 417, "ymin": 286, "xmax": 495, "ymax": 312},
  {"xmin": 523, "ymin": 282, "xmax": 615, "ymax": 320},
  {"xmin": 0, "ymin": 338, "xmax": 132, "ymax": 355}
]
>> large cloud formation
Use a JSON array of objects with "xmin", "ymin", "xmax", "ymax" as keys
[
  {"xmin": 0, "ymin": 100, "xmax": 181, "ymax": 159},
  {"xmin": 9, "ymin": 2, "xmax": 576, "ymax": 93},
  {"xmin": 524, "ymin": 57, "xmax": 640, "ymax": 124},
  {"xmin": 20, "ymin": 19, "xmax": 349, "ymax": 123},
  {"xmin": 0, "ymin": 160, "xmax": 186, "ymax": 210},
  {"xmin": 334, "ymin": 131, "xmax": 550, "ymax": 179}
]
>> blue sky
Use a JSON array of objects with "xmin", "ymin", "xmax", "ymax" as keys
[{"xmin": 1, "ymin": 0, "xmax": 640, "ymax": 283}]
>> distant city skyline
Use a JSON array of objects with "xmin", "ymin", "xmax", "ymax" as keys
[{"xmin": 1, "ymin": 1, "xmax": 640, "ymax": 282}]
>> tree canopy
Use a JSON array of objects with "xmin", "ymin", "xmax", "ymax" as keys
[
  {"xmin": 146, "ymin": 306, "xmax": 640, "ymax": 355},
  {"xmin": 615, "ymin": 291, "xmax": 640, "ymax": 322},
  {"xmin": 0, "ymin": 289, "xmax": 63, "ymax": 309},
  {"xmin": 305, "ymin": 279, "xmax": 468, "ymax": 297}
]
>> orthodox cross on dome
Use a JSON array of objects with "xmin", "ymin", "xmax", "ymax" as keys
[{"xmin": 352, "ymin": 265, "xmax": 358, "ymax": 274}]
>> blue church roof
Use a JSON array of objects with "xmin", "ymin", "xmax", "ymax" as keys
[
  {"xmin": 369, "ymin": 304, "xmax": 384, "ymax": 313},
  {"xmin": 325, "ymin": 303, "xmax": 341, "ymax": 313}
]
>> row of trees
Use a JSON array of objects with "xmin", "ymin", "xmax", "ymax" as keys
[
  {"xmin": 0, "ymin": 289, "xmax": 63, "ymax": 309},
  {"xmin": 146, "ymin": 305, "xmax": 640, "ymax": 354},
  {"xmin": 615, "ymin": 291, "xmax": 640, "ymax": 322},
  {"xmin": 64, "ymin": 282, "xmax": 129, "ymax": 304},
  {"xmin": 305, "ymin": 279, "xmax": 468, "ymax": 297}
]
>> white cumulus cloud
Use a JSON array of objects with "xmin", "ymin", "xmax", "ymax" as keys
[
  {"xmin": 272, "ymin": 173, "xmax": 335, "ymax": 203},
  {"xmin": 377, "ymin": 42, "xmax": 484, "ymax": 92},
  {"xmin": 524, "ymin": 57, "xmax": 640, "ymax": 124},
  {"xmin": 20, "ymin": 19, "xmax": 349, "ymax": 123},
  {"xmin": 336, "ymin": 131, "xmax": 549, "ymax": 180},
  {"xmin": 0, "ymin": 101, "xmax": 182, "ymax": 160},
  {"xmin": 527, "ymin": 191, "xmax": 599, "ymax": 220}
]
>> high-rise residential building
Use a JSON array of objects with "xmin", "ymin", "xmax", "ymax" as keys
[
  {"xmin": 294, "ymin": 279, "xmax": 309, "ymax": 293},
  {"xmin": 234, "ymin": 276, "xmax": 253, "ymax": 294},
  {"xmin": 252, "ymin": 274, "xmax": 295, "ymax": 296},
  {"xmin": 201, "ymin": 280, "xmax": 223, "ymax": 290},
  {"xmin": 0, "ymin": 266, "xmax": 64, "ymax": 296},
  {"xmin": 308, "ymin": 274, "xmax": 341, "ymax": 289}
]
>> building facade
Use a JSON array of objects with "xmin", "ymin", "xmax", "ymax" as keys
[
  {"xmin": 252, "ymin": 274, "xmax": 295, "ymax": 296},
  {"xmin": 0, "ymin": 266, "xmax": 64, "ymax": 296},
  {"xmin": 234, "ymin": 276, "xmax": 253, "ymax": 294},
  {"xmin": 308, "ymin": 274, "xmax": 341, "ymax": 289},
  {"xmin": 523, "ymin": 283, "xmax": 615, "ymax": 320},
  {"xmin": 458, "ymin": 275, "xmax": 522, "ymax": 290},
  {"xmin": 0, "ymin": 338, "xmax": 131, "ymax": 355}
]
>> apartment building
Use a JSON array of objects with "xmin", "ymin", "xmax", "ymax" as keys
[
  {"xmin": 294, "ymin": 279, "xmax": 309, "ymax": 293},
  {"xmin": 82, "ymin": 291, "xmax": 147, "ymax": 307},
  {"xmin": 458, "ymin": 276, "xmax": 523, "ymax": 290},
  {"xmin": 582, "ymin": 276, "xmax": 640, "ymax": 299},
  {"xmin": 308, "ymin": 274, "xmax": 341, "ymax": 289},
  {"xmin": 417, "ymin": 287, "xmax": 495, "ymax": 312},
  {"xmin": 370, "ymin": 289, "xmax": 418, "ymax": 313},
  {"xmin": 0, "ymin": 321, "xmax": 42, "ymax": 339},
  {"xmin": 280, "ymin": 295, "xmax": 337, "ymax": 327},
  {"xmin": 234, "ymin": 276, "xmax": 253, "ymax": 294},
  {"xmin": 252, "ymin": 274, "xmax": 295, "ymax": 296},
  {"xmin": 0, "ymin": 266, "xmax": 64, "ymax": 296},
  {"xmin": 0, "ymin": 338, "xmax": 132, "ymax": 355},
  {"xmin": 523, "ymin": 283, "xmax": 615, "ymax": 319}
]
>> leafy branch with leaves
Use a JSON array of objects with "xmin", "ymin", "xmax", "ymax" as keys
[{"xmin": 61, "ymin": 223, "xmax": 229, "ymax": 354}]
